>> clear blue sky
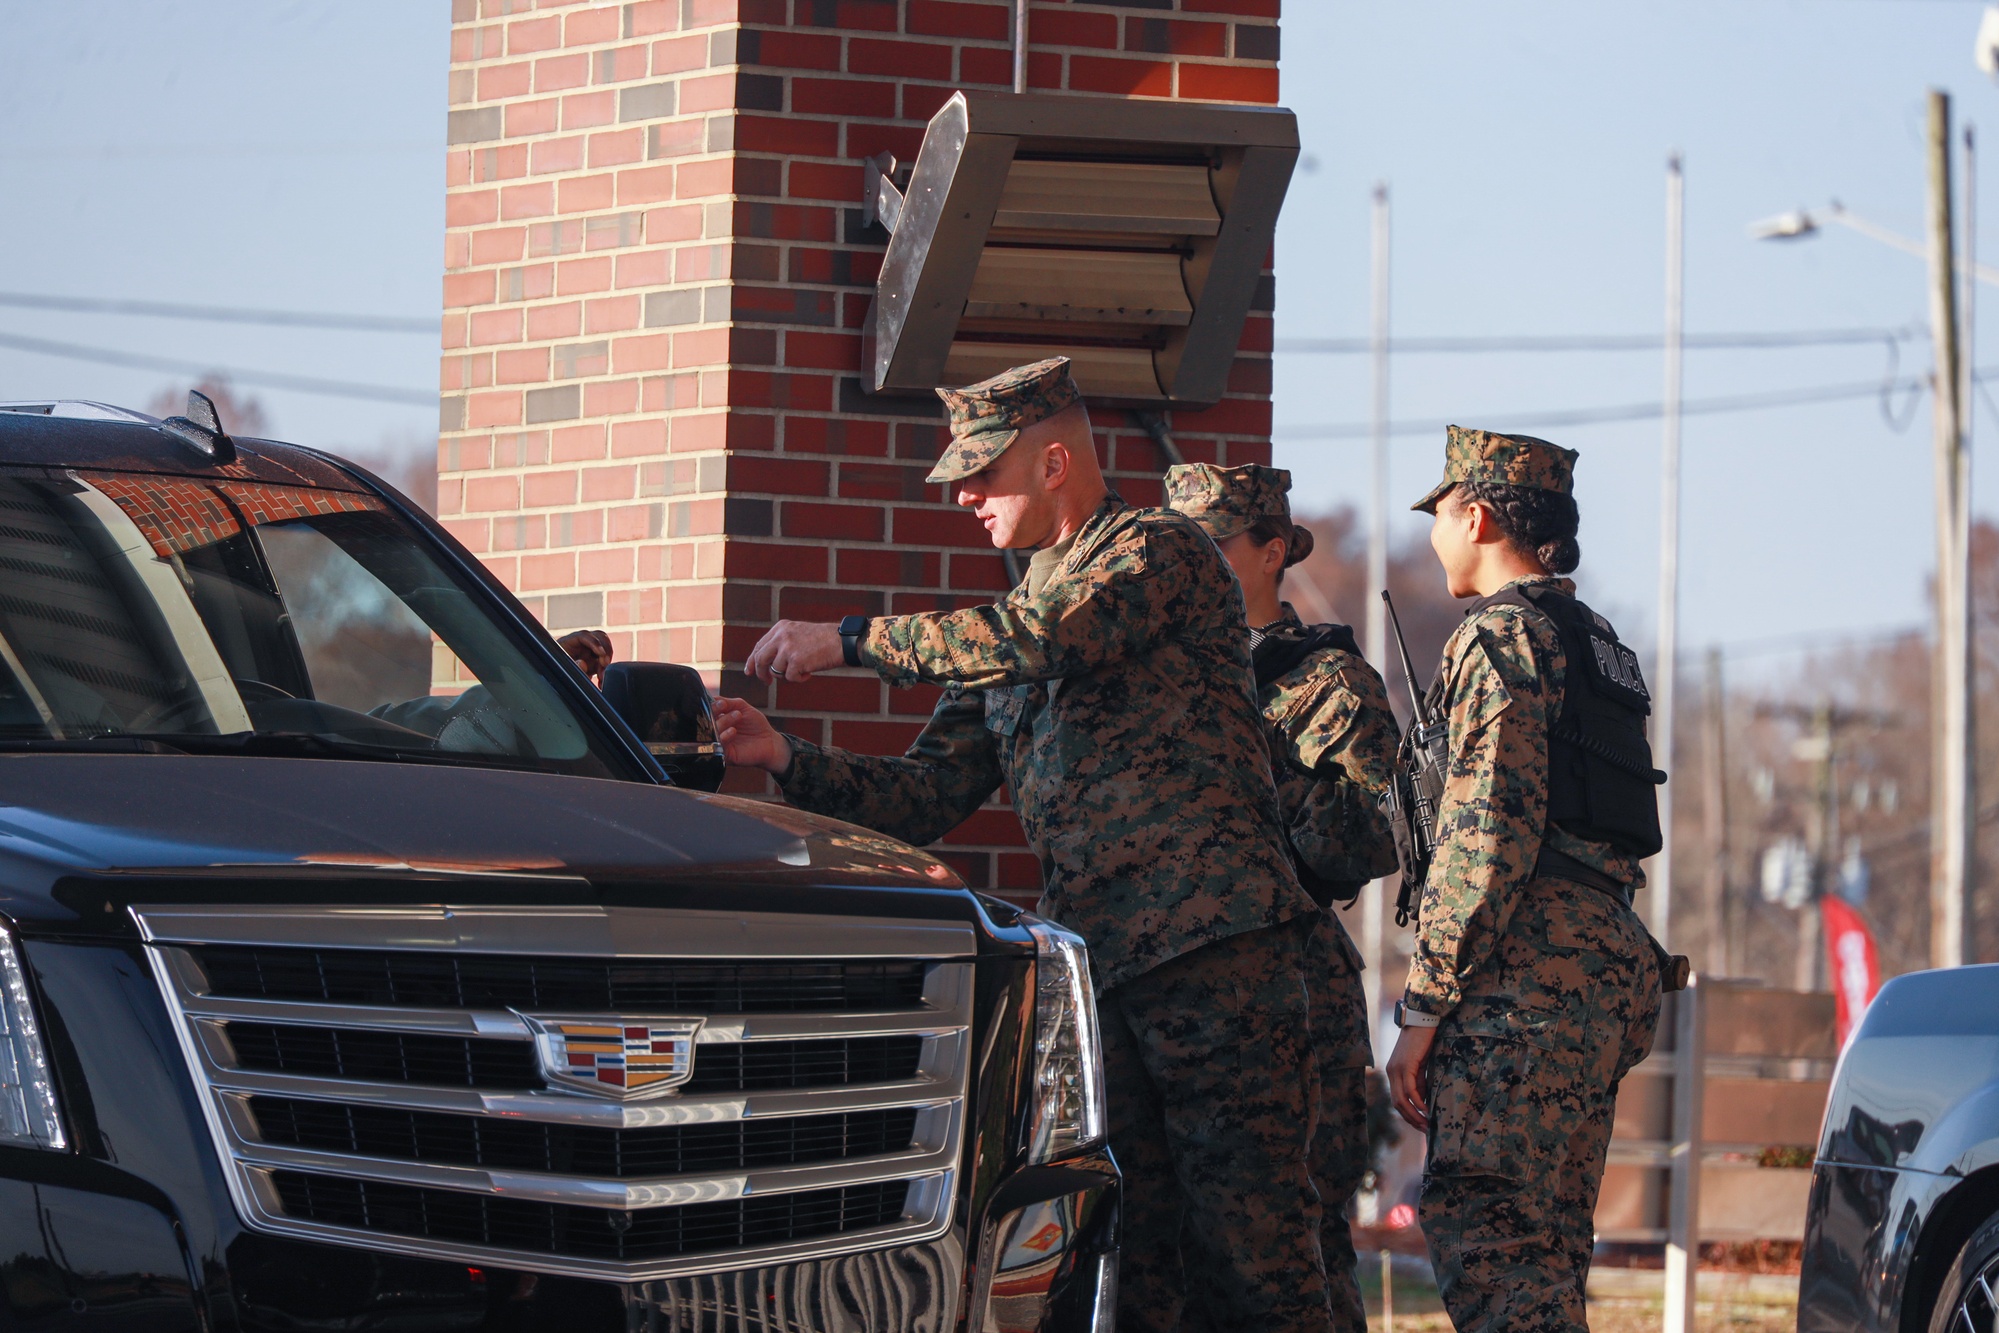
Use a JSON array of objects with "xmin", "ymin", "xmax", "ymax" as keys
[
  {"xmin": 1275, "ymin": 1, "xmax": 1999, "ymax": 660},
  {"xmin": 0, "ymin": 1, "xmax": 1990, "ymax": 657},
  {"xmin": 0, "ymin": 3, "xmax": 447, "ymax": 452}
]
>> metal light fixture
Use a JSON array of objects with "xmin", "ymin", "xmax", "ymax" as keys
[
  {"xmin": 1749, "ymin": 209, "xmax": 1819, "ymax": 242},
  {"xmin": 861, "ymin": 91, "xmax": 1300, "ymax": 407}
]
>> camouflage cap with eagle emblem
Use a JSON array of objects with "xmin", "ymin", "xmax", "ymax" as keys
[
  {"xmin": 926, "ymin": 356, "xmax": 1084, "ymax": 484},
  {"xmin": 1411, "ymin": 425, "xmax": 1578, "ymax": 513}
]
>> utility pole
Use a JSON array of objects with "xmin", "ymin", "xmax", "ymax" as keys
[
  {"xmin": 1760, "ymin": 699, "xmax": 1893, "ymax": 988},
  {"xmin": 1367, "ymin": 183, "xmax": 1390, "ymax": 689},
  {"xmin": 1702, "ymin": 647, "xmax": 1730, "ymax": 975},
  {"xmin": 1649, "ymin": 153, "xmax": 1686, "ymax": 949},
  {"xmin": 1960, "ymin": 122, "xmax": 1978, "ymax": 966},
  {"xmin": 1927, "ymin": 90, "xmax": 1973, "ymax": 970},
  {"xmin": 1802, "ymin": 702, "xmax": 1837, "ymax": 991},
  {"xmin": 1362, "ymin": 182, "xmax": 1391, "ymax": 1045}
]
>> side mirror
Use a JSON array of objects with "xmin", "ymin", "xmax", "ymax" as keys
[{"xmin": 600, "ymin": 662, "xmax": 725, "ymax": 792}]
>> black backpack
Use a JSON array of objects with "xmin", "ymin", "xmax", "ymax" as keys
[{"xmin": 1252, "ymin": 621, "xmax": 1370, "ymax": 908}]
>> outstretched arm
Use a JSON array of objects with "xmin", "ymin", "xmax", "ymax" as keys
[
  {"xmin": 742, "ymin": 517, "xmax": 1230, "ymax": 692},
  {"xmin": 715, "ymin": 690, "xmax": 1005, "ymax": 850},
  {"xmin": 859, "ymin": 521, "xmax": 1189, "ymax": 690}
]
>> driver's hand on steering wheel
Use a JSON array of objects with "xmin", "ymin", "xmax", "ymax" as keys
[{"xmin": 558, "ymin": 630, "xmax": 613, "ymax": 686}]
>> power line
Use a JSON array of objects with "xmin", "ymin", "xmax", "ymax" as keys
[
  {"xmin": 0, "ymin": 291, "xmax": 434, "ymax": 334},
  {"xmin": 1274, "ymin": 327, "xmax": 1915, "ymax": 355},
  {"xmin": 0, "ymin": 142, "xmax": 435, "ymax": 161},
  {"xmin": 0, "ymin": 331, "xmax": 435, "ymax": 407},
  {"xmin": 1276, "ymin": 366, "xmax": 1979, "ymax": 440}
]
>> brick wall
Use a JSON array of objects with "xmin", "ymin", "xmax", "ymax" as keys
[{"xmin": 439, "ymin": 0, "xmax": 1282, "ymax": 897}]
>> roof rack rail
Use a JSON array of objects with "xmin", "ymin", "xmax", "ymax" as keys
[{"xmin": 0, "ymin": 400, "xmax": 160, "ymax": 424}]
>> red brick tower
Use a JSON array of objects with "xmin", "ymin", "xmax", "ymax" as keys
[{"xmin": 439, "ymin": 0, "xmax": 1282, "ymax": 896}]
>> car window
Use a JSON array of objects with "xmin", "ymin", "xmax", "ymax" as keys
[{"xmin": 0, "ymin": 466, "xmax": 627, "ymax": 778}]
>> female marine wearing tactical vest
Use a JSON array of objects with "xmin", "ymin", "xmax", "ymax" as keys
[
  {"xmin": 1167, "ymin": 462, "xmax": 1401, "ymax": 1333},
  {"xmin": 1383, "ymin": 428, "xmax": 1663, "ymax": 1333}
]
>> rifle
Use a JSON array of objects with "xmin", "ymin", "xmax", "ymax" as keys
[{"xmin": 1382, "ymin": 591, "xmax": 1449, "ymax": 927}]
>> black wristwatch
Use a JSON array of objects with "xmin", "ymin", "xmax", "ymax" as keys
[{"xmin": 838, "ymin": 615, "xmax": 870, "ymax": 667}]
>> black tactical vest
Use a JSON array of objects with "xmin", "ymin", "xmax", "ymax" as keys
[{"xmin": 1457, "ymin": 583, "xmax": 1666, "ymax": 858}]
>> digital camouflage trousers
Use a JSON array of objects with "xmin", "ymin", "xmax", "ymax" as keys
[
  {"xmin": 1098, "ymin": 916, "xmax": 1334, "ymax": 1333},
  {"xmin": 1420, "ymin": 875, "xmax": 1662, "ymax": 1333},
  {"xmin": 1306, "ymin": 908, "xmax": 1373, "ymax": 1333}
]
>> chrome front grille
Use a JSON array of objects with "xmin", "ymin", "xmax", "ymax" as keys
[
  {"xmin": 222, "ymin": 1023, "xmax": 925, "ymax": 1094},
  {"xmin": 248, "ymin": 1097, "xmax": 922, "ymax": 1176},
  {"xmin": 137, "ymin": 904, "xmax": 976, "ymax": 1282},
  {"xmin": 268, "ymin": 1173, "xmax": 918, "ymax": 1265},
  {"xmin": 192, "ymin": 944, "xmax": 931, "ymax": 1011}
]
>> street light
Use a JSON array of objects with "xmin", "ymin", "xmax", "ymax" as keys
[
  {"xmin": 1749, "ymin": 209, "xmax": 1819, "ymax": 242},
  {"xmin": 1754, "ymin": 200, "xmax": 1999, "ymax": 282}
]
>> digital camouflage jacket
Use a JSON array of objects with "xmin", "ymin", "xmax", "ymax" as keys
[
  {"xmin": 1401, "ymin": 575, "xmax": 1645, "ymax": 1018},
  {"xmin": 1258, "ymin": 607, "xmax": 1401, "ymax": 897},
  {"xmin": 779, "ymin": 494, "xmax": 1315, "ymax": 991}
]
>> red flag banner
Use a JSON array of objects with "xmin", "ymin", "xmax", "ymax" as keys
[{"xmin": 1822, "ymin": 895, "xmax": 1882, "ymax": 1046}]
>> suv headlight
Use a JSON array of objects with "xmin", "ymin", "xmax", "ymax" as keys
[
  {"xmin": 1025, "ymin": 919, "xmax": 1105, "ymax": 1163},
  {"xmin": 0, "ymin": 924, "xmax": 64, "ymax": 1150}
]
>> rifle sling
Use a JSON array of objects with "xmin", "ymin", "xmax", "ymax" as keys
[{"xmin": 1533, "ymin": 844, "xmax": 1634, "ymax": 908}]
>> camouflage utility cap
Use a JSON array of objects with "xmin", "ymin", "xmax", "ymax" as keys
[
  {"xmin": 1165, "ymin": 462, "xmax": 1293, "ymax": 542},
  {"xmin": 1411, "ymin": 425, "xmax": 1578, "ymax": 514},
  {"xmin": 927, "ymin": 357, "xmax": 1082, "ymax": 484}
]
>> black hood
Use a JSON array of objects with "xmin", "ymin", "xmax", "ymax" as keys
[{"xmin": 0, "ymin": 756, "xmax": 972, "ymax": 930}]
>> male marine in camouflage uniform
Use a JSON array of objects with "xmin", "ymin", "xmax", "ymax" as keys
[
  {"xmin": 715, "ymin": 359, "xmax": 1334, "ymax": 1333},
  {"xmin": 1167, "ymin": 462, "xmax": 1400, "ymax": 1333},
  {"xmin": 1383, "ymin": 429, "xmax": 1662, "ymax": 1333}
]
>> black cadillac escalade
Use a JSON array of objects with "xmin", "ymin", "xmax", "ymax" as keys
[{"xmin": 0, "ymin": 397, "xmax": 1115, "ymax": 1331}]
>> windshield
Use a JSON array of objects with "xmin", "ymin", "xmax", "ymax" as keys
[{"xmin": 0, "ymin": 465, "xmax": 627, "ymax": 777}]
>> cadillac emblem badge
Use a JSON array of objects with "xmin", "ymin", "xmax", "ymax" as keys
[{"xmin": 517, "ymin": 1014, "xmax": 704, "ymax": 1099}]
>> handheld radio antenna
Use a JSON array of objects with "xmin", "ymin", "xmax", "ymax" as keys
[{"xmin": 1381, "ymin": 590, "xmax": 1433, "ymax": 727}]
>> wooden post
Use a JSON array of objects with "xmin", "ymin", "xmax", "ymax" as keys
[
  {"xmin": 1663, "ymin": 977, "xmax": 1706, "ymax": 1333},
  {"xmin": 1381, "ymin": 1248, "xmax": 1393, "ymax": 1333}
]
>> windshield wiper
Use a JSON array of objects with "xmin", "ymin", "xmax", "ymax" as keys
[
  {"xmin": 0, "ymin": 730, "xmax": 554, "ymax": 771},
  {"xmin": 0, "ymin": 736, "xmax": 188, "ymax": 755},
  {"xmin": 118, "ymin": 731, "xmax": 553, "ymax": 771}
]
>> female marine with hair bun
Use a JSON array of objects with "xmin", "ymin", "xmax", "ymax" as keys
[
  {"xmin": 1383, "ymin": 427, "xmax": 1665, "ymax": 1333},
  {"xmin": 1167, "ymin": 461, "xmax": 1401, "ymax": 1333}
]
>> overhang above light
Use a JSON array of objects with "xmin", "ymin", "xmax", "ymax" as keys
[{"xmin": 861, "ymin": 91, "xmax": 1300, "ymax": 408}]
